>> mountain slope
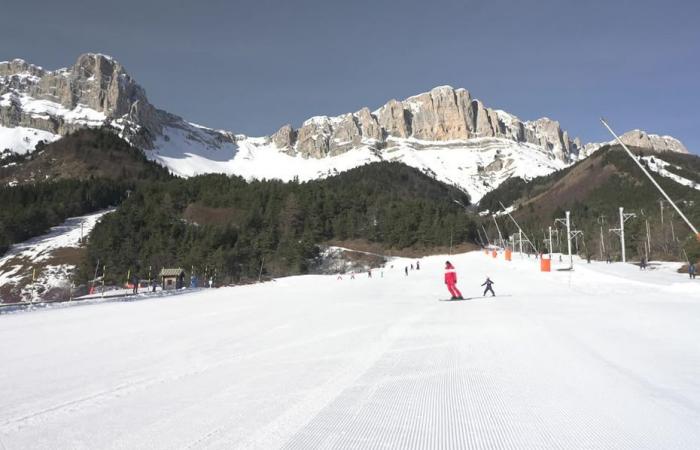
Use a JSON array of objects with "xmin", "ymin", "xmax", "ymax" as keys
[
  {"xmin": 0, "ymin": 54, "xmax": 691, "ymax": 202},
  {"xmin": 0, "ymin": 129, "xmax": 173, "ymax": 299},
  {"xmin": 0, "ymin": 209, "xmax": 111, "ymax": 303},
  {"xmin": 0, "ymin": 54, "xmax": 237, "ymax": 156},
  {"xmin": 0, "ymin": 128, "xmax": 171, "ymax": 185},
  {"xmin": 479, "ymin": 145, "xmax": 700, "ymax": 261},
  {"xmin": 80, "ymin": 162, "xmax": 478, "ymax": 287}
]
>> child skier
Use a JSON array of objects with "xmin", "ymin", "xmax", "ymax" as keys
[
  {"xmin": 481, "ymin": 277, "xmax": 495, "ymax": 297},
  {"xmin": 444, "ymin": 261, "xmax": 463, "ymax": 300}
]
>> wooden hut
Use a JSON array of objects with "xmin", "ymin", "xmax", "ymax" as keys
[{"xmin": 159, "ymin": 268, "xmax": 185, "ymax": 290}]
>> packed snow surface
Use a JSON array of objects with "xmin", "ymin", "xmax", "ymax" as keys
[{"xmin": 1, "ymin": 252, "xmax": 699, "ymax": 449}]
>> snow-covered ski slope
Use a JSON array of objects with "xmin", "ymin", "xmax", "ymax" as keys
[
  {"xmin": 0, "ymin": 252, "xmax": 698, "ymax": 449},
  {"xmin": 0, "ymin": 210, "xmax": 112, "ymax": 302}
]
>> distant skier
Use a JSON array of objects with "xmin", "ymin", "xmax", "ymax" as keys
[
  {"xmin": 640, "ymin": 257, "xmax": 647, "ymax": 270},
  {"xmin": 690, "ymin": 262, "xmax": 697, "ymax": 279},
  {"xmin": 444, "ymin": 261, "xmax": 463, "ymax": 300},
  {"xmin": 367, "ymin": 269, "xmax": 372, "ymax": 278},
  {"xmin": 410, "ymin": 264, "xmax": 414, "ymax": 270},
  {"xmin": 405, "ymin": 266, "xmax": 408, "ymax": 276},
  {"xmin": 132, "ymin": 275, "xmax": 138, "ymax": 294},
  {"xmin": 416, "ymin": 261, "xmax": 420, "ymax": 270},
  {"xmin": 481, "ymin": 277, "xmax": 495, "ymax": 297}
]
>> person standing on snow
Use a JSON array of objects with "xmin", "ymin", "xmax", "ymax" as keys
[
  {"xmin": 416, "ymin": 261, "xmax": 420, "ymax": 270},
  {"xmin": 690, "ymin": 262, "xmax": 697, "ymax": 279},
  {"xmin": 481, "ymin": 277, "xmax": 495, "ymax": 297},
  {"xmin": 444, "ymin": 261, "xmax": 463, "ymax": 300}
]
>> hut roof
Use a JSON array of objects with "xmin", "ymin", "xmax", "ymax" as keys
[{"xmin": 159, "ymin": 268, "xmax": 185, "ymax": 277}]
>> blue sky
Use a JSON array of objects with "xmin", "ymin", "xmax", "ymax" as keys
[{"xmin": 1, "ymin": 0, "xmax": 698, "ymax": 153}]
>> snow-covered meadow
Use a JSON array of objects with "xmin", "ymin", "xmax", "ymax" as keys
[{"xmin": 0, "ymin": 251, "xmax": 698, "ymax": 449}]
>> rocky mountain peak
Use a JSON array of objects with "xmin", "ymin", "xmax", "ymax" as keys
[
  {"xmin": 271, "ymin": 85, "xmax": 584, "ymax": 162},
  {"xmin": 618, "ymin": 129, "xmax": 688, "ymax": 154},
  {"xmin": 0, "ymin": 59, "xmax": 45, "ymax": 78},
  {"xmin": 1, "ymin": 53, "xmax": 692, "ymax": 201},
  {"xmin": 68, "ymin": 53, "xmax": 147, "ymax": 118},
  {"xmin": 0, "ymin": 53, "xmax": 174, "ymax": 149}
]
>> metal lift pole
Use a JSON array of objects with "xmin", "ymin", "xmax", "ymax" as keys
[{"xmin": 601, "ymin": 118, "xmax": 699, "ymax": 240}]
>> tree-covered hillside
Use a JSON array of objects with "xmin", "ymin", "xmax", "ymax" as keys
[
  {"xmin": 478, "ymin": 146, "xmax": 700, "ymax": 263},
  {"xmin": 0, "ymin": 128, "xmax": 171, "ymax": 184},
  {"xmin": 81, "ymin": 162, "xmax": 478, "ymax": 284},
  {"xmin": 0, "ymin": 130, "xmax": 171, "ymax": 256}
]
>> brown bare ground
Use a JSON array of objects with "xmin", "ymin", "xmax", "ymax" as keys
[
  {"xmin": 182, "ymin": 203, "xmax": 243, "ymax": 226},
  {"xmin": 0, "ymin": 246, "xmax": 84, "ymax": 303},
  {"xmin": 515, "ymin": 156, "xmax": 619, "ymax": 222},
  {"xmin": 47, "ymin": 247, "xmax": 85, "ymax": 266}
]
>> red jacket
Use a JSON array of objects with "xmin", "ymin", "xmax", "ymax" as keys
[{"xmin": 444, "ymin": 263, "xmax": 457, "ymax": 284}]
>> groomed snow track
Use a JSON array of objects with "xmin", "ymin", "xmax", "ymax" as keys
[{"xmin": 0, "ymin": 252, "xmax": 699, "ymax": 449}]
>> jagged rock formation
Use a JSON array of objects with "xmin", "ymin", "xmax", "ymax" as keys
[
  {"xmin": 0, "ymin": 53, "xmax": 691, "ymax": 200},
  {"xmin": 617, "ymin": 129, "xmax": 688, "ymax": 154},
  {"xmin": 579, "ymin": 129, "xmax": 689, "ymax": 157},
  {"xmin": 270, "ymin": 86, "xmax": 587, "ymax": 162},
  {"xmin": 0, "ymin": 53, "xmax": 235, "ymax": 152}
]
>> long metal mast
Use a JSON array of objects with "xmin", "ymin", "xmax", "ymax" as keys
[{"xmin": 601, "ymin": 118, "xmax": 699, "ymax": 239}]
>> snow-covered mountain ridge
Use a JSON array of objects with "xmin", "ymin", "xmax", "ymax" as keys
[{"xmin": 0, "ymin": 53, "xmax": 690, "ymax": 202}]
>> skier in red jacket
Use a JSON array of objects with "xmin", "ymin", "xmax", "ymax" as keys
[{"xmin": 444, "ymin": 261, "xmax": 463, "ymax": 300}]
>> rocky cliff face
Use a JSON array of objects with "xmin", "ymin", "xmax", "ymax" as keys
[
  {"xmin": 0, "ymin": 53, "xmax": 234, "ymax": 152},
  {"xmin": 617, "ymin": 129, "xmax": 688, "ymax": 154},
  {"xmin": 579, "ymin": 129, "xmax": 690, "ymax": 157},
  {"xmin": 270, "ymin": 86, "xmax": 692, "ymax": 161},
  {"xmin": 269, "ymin": 85, "xmax": 588, "ymax": 162},
  {"xmin": 0, "ymin": 53, "xmax": 690, "ymax": 194}
]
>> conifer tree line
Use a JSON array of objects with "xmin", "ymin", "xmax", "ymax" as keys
[
  {"xmin": 0, "ymin": 180, "xmax": 129, "ymax": 255},
  {"xmin": 0, "ymin": 129, "xmax": 172, "ymax": 256},
  {"xmin": 80, "ymin": 162, "xmax": 478, "ymax": 285}
]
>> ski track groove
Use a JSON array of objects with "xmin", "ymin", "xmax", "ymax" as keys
[{"xmin": 0, "ymin": 322, "xmax": 375, "ymax": 436}]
